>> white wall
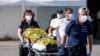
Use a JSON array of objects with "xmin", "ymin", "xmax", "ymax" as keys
[{"xmin": 0, "ymin": 6, "xmax": 22, "ymax": 39}]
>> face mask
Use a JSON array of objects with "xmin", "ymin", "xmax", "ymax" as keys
[
  {"xmin": 25, "ymin": 15, "xmax": 32, "ymax": 21},
  {"xmin": 57, "ymin": 14, "xmax": 62, "ymax": 19},
  {"xmin": 80, "ymin": 15, "xmax": 88, "ymax": 23},
  {"xmin": 68, "ymin": 14, "xmax": 75, "ymax": 20}
]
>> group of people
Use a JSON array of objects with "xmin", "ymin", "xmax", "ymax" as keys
[
  {"xmin": 17, "ymin": 6, "xmax": 93, "ymax": 56},
  {"xmin": 48, "ymin": 7, "xmax": 93, "ymax": 56}
]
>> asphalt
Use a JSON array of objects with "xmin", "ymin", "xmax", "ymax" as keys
[{"xmin": 0, "ymin": 41, "xmax": 18, "ymax": 56}]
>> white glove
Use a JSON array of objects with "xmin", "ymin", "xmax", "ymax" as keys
[
  {"xmin": 48, "ymin": 33, "xmax": 52, "ymax": 37},
  {"xmin": 48, "ymin": 33, "xmax": 54, "ymax": 39}
]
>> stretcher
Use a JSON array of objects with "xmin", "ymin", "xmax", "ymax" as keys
[
  {"xmin": 22, "ymin": 28, "xmax": 58, "ymax": 56},
  {"xmin": 28, "ymin": 38, "xmax": 58, "ymax": 56}
]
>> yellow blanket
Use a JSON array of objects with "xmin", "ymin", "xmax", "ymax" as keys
[{"xmin": 23, "ymin": 28, "xmax": 57, "ymax": 46}]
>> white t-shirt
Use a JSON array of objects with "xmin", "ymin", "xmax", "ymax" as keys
[
  {"xmin": 50, "ymin": 18, "xmax": 61, "ymax": 36},
  {"xmin": 57, "ymin": 18, "xmax": 70, "ymax": 48}
]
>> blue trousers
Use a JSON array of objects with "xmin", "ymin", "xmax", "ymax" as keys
[{"xmin": 68, "ymin": 46, "xmax": 87, "ymax": 56}]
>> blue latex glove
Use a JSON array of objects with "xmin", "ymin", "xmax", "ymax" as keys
[
  {"xmin": 57, "ymin": 49, "xmax": 64, "ymax": 56},
  {"xmin": 19, "ymin": 39, "xmax": 29, "ymax": 48},
  {"xmin": 24, "ymin": 43, "xmax": 29, "ymax": 48},
  {"xmin": 19, "ymin": 39, "xmax": 24, "ymax": 44},
  {"xmin": 87, "ymin": 52, "xmax": 91, "ymax": 56}
]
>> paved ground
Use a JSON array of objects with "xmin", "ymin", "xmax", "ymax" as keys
[
  {"xmin": 0, "ymin": 40, "xmax": 100, "ymax": 56},
  {"xmin": 0, "ymin": 41, "xmax": 18, "ymax": 56}
]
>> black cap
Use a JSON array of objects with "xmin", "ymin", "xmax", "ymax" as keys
[{"xmin": 57, "ymin": 9, "xmax": 63, "ymax": 14}]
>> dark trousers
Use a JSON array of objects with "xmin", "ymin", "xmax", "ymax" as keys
[
  {"xmin": 68, "ymin": 46, "xmax": 87, "ymax": 56},
  {"xmin": 19, "ymin": 44, "xmax": 29, "ymax": 56},
  {"xmin": 28, "ymin": 50, "xmax": 35, "ymax": 56},
  {"xmin": 58, "ymin": 47, "xmax": 68, "ymax": 56}
]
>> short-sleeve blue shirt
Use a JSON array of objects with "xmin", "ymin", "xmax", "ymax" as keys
[{"xmin": 65, "ymin": 19, "xmax": 93, "ymax": 47}]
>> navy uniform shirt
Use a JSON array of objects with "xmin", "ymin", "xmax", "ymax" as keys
[
  {"xmin": 19, "ymin": 21, "xmax": 40, "ymax": 34},
  {"xmin": 65, "ymin": 19, "xmax": 93, "ymax": 47}
]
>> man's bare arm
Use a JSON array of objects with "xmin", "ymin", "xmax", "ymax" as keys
[
  {"xmin": 87, "ymin": 35, "xmax": 93, "ymax": 52},
  {"xmin": 61, "ymin": 33, "xmax": 67, "ymax": 49}
]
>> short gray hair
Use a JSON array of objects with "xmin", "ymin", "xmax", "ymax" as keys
[{"xmin": 78, "ymin": 6, "xmax": 89, "ymax": 14}]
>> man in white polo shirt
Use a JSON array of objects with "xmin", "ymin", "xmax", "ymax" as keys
[
  {"xmin": 57, "ymin": 8, "xmax": 74, "ymax": 56},
  {"xmin": 48, "ymin": 10, "xmax": 63, "ymax": 39},
  {"xmin": 48, "ymin": 8, "xmax": 74, "ymax": 56}
]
